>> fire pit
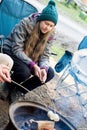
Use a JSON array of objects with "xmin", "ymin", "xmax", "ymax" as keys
[{"xmin": 5, "ymin": 101, "xmax": 76, "ymax": 130}]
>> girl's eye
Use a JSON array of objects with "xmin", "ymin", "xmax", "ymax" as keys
[
  {"xmin": 45, "ymin": 22, "xmax": 49, "ymax": 26},
  {"xmin": 45, "ymin": 22, "xmax": 54, "ymax": 27}
]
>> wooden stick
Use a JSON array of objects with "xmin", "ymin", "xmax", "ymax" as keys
[{"xmin": 11, "ymin": 80, "xmax": 30, "ymax": 92}]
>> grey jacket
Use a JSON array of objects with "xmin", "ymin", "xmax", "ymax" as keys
[{"xmin": 3, "ymin": 13, "xmax": 55, "ymax": 69}]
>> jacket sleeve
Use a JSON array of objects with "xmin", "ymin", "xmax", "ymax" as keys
[{"xmin": 11, "ymin": 17, "xmax": 34, "ymax": 65}]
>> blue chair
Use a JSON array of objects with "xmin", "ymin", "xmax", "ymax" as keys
[
  {"xmin": 55, "ymin": 50, "xmax": 73, "ymax": 73},
  {"xmin": 0, "ymin": 0, "xmax": 38, "ymax": 37},
  {"xmin": 78, "ymin": 36, "xmax": 87, "ymax": 50},
  {"xmin": 55, "ymin": 36, "xmax": 87, "ymax": 119}
]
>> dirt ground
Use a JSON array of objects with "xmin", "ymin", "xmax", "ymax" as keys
[{"xmin": 0, "ymin": 72, "xmax": 87, "ymax": 130}]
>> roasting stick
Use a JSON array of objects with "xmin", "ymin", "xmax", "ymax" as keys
[
  {"xmin": 44, "ymin": 83, "xmax": 57, "ymax": 113},
  {"xmin": 11, "ymin": 80, "xmax": 60, "ymax": 121},
  {"xmin": 44, "ymin": 83, "xmax": 74, "ymax": 119},
  {"xmin": 11, "ymin": 80, "xmax": 30, "ymax": 92},
  {"xmin": 11, "ymin": 79, "xmax": 48, "ymax": 108}
]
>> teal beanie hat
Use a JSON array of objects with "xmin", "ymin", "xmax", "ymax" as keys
[{"xmin": 37, "ymin": 0, "xmax": 58, "ymax": 25}]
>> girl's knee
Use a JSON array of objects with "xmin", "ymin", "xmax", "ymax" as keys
[
  {"xmin": 46, "ymin": 67, "xmax": 54, "ymax": 82},
  {"xmin": 12, "ymin": 67, "xmax": 31, "ymax": 83}
]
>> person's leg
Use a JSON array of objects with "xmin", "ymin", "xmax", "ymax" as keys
[
  {"xmin": 8, "ymin": 55, "xmax": 32, "ymax": 93},
  {"xmin": 22, "ymin": 67, "xmax": 54, "ymax": 92},
  {"xmin": 3, "ymin": 50, "xmax": 31, "ymax": 95},
  {"xmin": 3, "ymin": 56, "xmax": 32, "ymax": 102}
]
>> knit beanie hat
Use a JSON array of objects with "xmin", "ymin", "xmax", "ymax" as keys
[{"xmin": 37, "ymin": 0, "xmax": 58, "ymax": 25}]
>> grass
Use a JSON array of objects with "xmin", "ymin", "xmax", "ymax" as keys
[
  {"xmin": 56, "ymin": 0, "xmax": 87, "ymax": 26},
  {"xmin": 51, "ymin": 44, "xmax": 65, "ymax": 61}
]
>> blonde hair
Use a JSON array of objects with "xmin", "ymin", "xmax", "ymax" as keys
[{"xmin": 24, "ymin": 22, "xmax": 53, "ymax": 62}]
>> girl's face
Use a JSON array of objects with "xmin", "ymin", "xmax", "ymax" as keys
[{"xmin": 40, "ymin": 21, "xmax": 55, "ymax": 34}]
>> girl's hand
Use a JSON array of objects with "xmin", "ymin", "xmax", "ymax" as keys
[
  {"xmin": 40, "ymin": 69, "xmax": 47, "ymax": 83},
  {"xmin": 33, "ymin": 64, "xmax": 41, "ymax": 78},
  {"xmin": 0, "ymin": 64, "xmax": 11, "ymax": 82},
  {"xmin": 33, "ymin": 65, "xmax": 47, "ymax": 83}
]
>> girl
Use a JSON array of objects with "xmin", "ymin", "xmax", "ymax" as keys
[{"xmin": 2, "ymin": 0, "xmax": 58, "ymax": 95}]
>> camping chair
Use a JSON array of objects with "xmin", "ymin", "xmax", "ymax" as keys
[
  {"xmin": 0, "ymin": 0, "xmax": 38, "ymax": 50},
  {"xmin": 54, "ymin": 36, "xmax": 87, "ymax": 119},
  {"xmin": 0, "ymin": 0, "xmax": 38, "ymax": 37}
]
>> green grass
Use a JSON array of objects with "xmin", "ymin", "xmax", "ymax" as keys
[
  {"xmin": 51, "ymin": 43, "xmax": 65, "ymax": 61},
  {"xmin": 57, "ymin": 0, "xmax": 87, "ymax": 26}
]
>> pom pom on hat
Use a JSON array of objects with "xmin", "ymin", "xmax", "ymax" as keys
[
  {"xmin": 49, "ymin": 0, "xmax": 56, "ymax": 6},
  {"xmin": 37, "ymin": 0, "xmax": 58, "ymax": 25}
]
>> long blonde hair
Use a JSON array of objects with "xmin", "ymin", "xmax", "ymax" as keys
[{"xmin": 24, "ymin": 22, "xmax": 53, "ymax": 62}]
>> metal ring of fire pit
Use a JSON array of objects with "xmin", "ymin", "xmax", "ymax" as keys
[{"xmin": 5, "ymin": 101, "xmax": 76, "ymax": 130}]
